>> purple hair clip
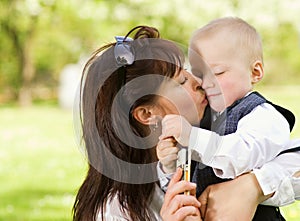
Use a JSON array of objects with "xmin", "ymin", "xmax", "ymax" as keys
[{"xmin": 114, "ymin": 36, "xmax": 134, "ymax": 66}]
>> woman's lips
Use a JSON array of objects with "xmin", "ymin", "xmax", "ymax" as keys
[{"xmin": 200, "ymin": 95, "xmax": 208, "ymax": 105}]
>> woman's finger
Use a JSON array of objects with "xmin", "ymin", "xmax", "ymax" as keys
[
  {"xmin": 161, "ymin": 168, "xmax": 183, "ymax": 212},
  {"xmin": 176, "ymin": 206, "xmax": 201, "ymax": 221},
  {"xmin": 173, "ymin": 195, "xmax": 201, "ymax": 209},
  {"xmin": 164, "ymin": 182, "xmax": 197, "ymax": 208},
  {"xmin": 168, "ymin": 168, "xmax": 183, "ymax": 187},
  {"xmin": 161, "ymin": 195, "xmax": 201, "ymax": 221},
  {"xmin": 197, "ymin": 186, "xmax": 210, "ymax": 219}
]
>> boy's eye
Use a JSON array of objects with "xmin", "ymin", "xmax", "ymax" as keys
[{"xmin": 215, "ymin": 71, "xmax": 225, "ymax": 75}]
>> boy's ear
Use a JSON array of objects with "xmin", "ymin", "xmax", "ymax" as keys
[
  {"xmin": 251, "ymin": 60, "xmax": 264, "ymax": 84},
  {"xmin": 132, "ymin": 105, "xmax": 153, "ymax": 126}
]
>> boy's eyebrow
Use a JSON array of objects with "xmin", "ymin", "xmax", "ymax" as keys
[
  {"xmin": 208, "ymin": 62, "xmax": 221, "ymax": 67},
  {"xmin": 208, "ymin": 62, "xmax": 228, "ymax": 69}
]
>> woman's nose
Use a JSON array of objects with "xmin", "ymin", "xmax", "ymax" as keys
[{"xmin": 191, "ymin": 75, "xmax": 203, "ymax": 90}]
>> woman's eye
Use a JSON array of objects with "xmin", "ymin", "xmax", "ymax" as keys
[{"xmin": 180, "ymin": 77, "xmax": 188, "ymax": 85}]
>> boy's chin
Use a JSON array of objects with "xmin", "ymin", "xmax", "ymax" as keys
[{"xmin": 210, "ymin": 104, "xmax": 226, "ymax": 113}]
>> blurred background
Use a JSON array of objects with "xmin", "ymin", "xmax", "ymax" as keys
[{"xmin": 0, "ymin": 0, "xmax": 299, "ymax": 220}]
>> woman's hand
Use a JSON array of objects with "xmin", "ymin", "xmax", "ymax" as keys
[
  {"xmin": 160, "ymin": 168, "xmax": 202, "ymax": 221},
  {"xmin": 198, "ymin": 173, "xmax": 272, "ymax": 221}
]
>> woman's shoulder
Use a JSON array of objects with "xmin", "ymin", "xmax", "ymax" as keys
[
  {"xmin": 96, "ymin": 194, "xmax": 130, "ymax": 221},
  {"xmin": 96, "ymin": 184, "xmax": 164, "ymax": 221}
]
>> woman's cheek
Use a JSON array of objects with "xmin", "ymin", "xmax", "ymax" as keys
[{"xmin": 174, "ymin": 95, "xmax": 200, "ymax": 124}]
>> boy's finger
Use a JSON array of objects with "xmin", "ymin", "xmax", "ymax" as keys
[
  {"xmin": 162, "ymin": 137, "xmax": 177, "ymax": 143},
  {"xmin": 157, "ymin": 140, "xmax": 177, "ymax": 151},
  {"xmin": 160, "ymin": 154, "xmax": 178, "ymax": 166},
  {"xmin": 159, "ymin": 147, "xmax": 179, "ymax": 156},
  {"xmin": 159, "ymin": 134, "xmax": 174, "ymax": 141}
]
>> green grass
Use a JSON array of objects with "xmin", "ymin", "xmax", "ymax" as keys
[
  {"xmin": 0, "ymin": 85, "xmax": 299, "ymax": 220},
  {"xmin": 0, "ymin": 105, "xmax": 87, "ymax": 221}
]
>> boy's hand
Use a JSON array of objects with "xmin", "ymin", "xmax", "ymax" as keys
[
  {"xmin": 160, "ymin": 115, "xmax": 192, "ymax": 147},
  {"xmin": 157, "ymin": 138, "xmax": 179, "ymax": 174}
]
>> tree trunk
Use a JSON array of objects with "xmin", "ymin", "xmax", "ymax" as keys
[
  {"xmin": 18, "ymin": 35, "xmax": 35, "ymax": 106},
  {"xmin": 2, "ymin": 16, "xmax": 37, "ymax": 106}
]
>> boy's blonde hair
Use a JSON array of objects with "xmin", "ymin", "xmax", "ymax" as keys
[{"xmin": 191, "ymin": 17, "xmax": 263, "ymax": 66}]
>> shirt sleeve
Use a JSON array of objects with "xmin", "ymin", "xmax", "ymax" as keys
[
  {"xmin": 156, "ymin": 162, "xmax": 174, "ymax": 192},
  {"xmin": 292, "ymin": 176, "xmax": 300, "ymax": 200},
  {"xmin": 253, "ymin": 139, "xmax": 300, "ymax": 206},
  {"xmin": 189, "ymin": 103, "xmax": 291, "ymax": 178}
]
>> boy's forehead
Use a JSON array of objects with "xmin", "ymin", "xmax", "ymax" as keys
[
  {"xmin": 190, "ymin": 29, "xmax": 234, "ymax": 51},
  {"xmin": 188, "ymin": 50, "xmax": 212, "ymax": 77},
  {"xmin": 189, "ymin": 33, "xmax": 241, "ymax": 64}
]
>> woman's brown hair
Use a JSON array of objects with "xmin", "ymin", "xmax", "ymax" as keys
[{"xmin": 73, "ymin": 26, "xmax": 184, "ymax": 221}]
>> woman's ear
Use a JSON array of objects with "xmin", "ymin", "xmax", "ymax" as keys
[
  {"xmin": 251, "ymin": 60, "xmax": 264, "ymax": 84},
  {"xmin": 132, "ymin": 105, "xmax": 154, "ymax": 126}
]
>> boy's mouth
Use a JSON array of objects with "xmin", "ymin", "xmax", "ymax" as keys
[{"xmin": 206, "ymin": 93, "xmax": 219, "ymax": 99}]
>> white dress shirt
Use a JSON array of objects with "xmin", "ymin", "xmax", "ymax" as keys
[
  {"xmin": 157, "ymin": 148, "xmax": 300, "ymax": 206},
  {"xmin": 189, "ymin": 102, "xmax": 290, "ymax": 178},
  {"xmin": 254, "ymin": 139, "xmax": 300, "ymax": 206},
  {"xmin": 157, "ymin": 102, "xmax": 299, "ymax": 206}
]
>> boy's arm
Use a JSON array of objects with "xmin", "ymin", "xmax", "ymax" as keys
[
  {"xmin": 253, "ymin": 141, "xmax": 300, "ymax": 206},
  {"xmin": 189, "ymin": 103, "xmax": 291, "ymax": 178},
  {"xmin": 156, "ymin": 162, "xmax": 174, "ymax": 192},
  {"xmin": 156, "ymin": 138, "xmax": 178, "ymax": 192}
]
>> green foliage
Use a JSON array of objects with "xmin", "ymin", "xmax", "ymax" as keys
[
  {"xmin": 262, "ymin": 23, "xmax": 300, "ymax": 85},
  {"xmin": 1, "ymin": 0, "xmax": 300, "ymax": 103}
]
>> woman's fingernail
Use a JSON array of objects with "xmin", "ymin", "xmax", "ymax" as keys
[{"xmin": 190, "ymin": 182, "xmax": 197, "ymax": 187}]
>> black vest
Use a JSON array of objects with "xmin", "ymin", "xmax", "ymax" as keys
[{"xmin": 192, "ymin": 91, "xmax": 295, "ymax": 221}]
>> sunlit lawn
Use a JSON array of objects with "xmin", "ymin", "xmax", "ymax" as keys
[
  {"xmin": 0, "ymin": 104, "xmax": 87, "ymax": 221},
  {"xmin": 0, "ymin": 85, "xmax": 299, "ymax": 221}
]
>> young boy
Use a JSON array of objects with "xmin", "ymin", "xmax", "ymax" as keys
[{"xmin": 158, "ymin": 17, "xmax": 296, "ymax": 220}]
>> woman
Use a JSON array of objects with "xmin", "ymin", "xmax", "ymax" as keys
[{"xmin": 73, "ymin": 25, "xmax": 206, "ymax": 221}]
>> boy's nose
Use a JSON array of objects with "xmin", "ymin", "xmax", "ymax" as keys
[{"xmin": 201, "ymin": 75, "xmax": 215, "ymax": 90}]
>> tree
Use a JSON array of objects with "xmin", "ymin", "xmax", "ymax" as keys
[
  {"xmin": 1, "ymin": 0, "xmax": 300, "ymax": 105},
  {"xmin": 0, "ymin": 0, "xmax": 40, "ymax": 105},
  {"xmin": 0, "ymin": 0, "xmax": 99, "ymax": 105}
]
